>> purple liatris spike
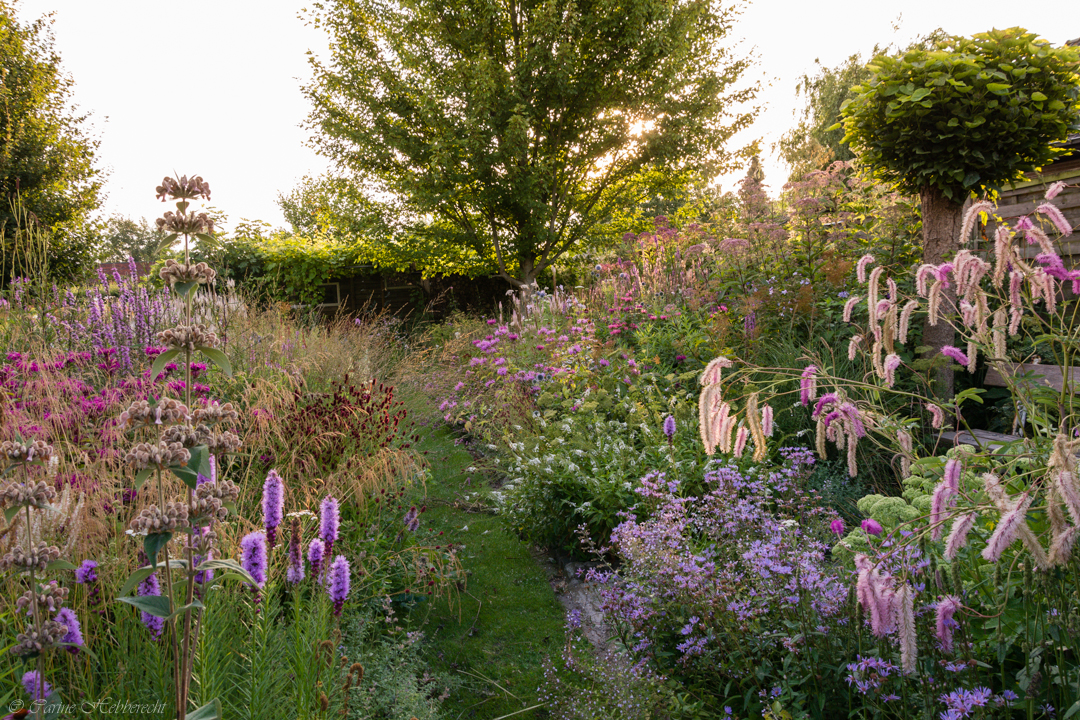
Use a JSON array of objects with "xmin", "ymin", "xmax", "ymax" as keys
[
  {"xmin": 935, "ymin": 595, "xmax": 962, "ymax": 653},
  {"xmin": 22, "ymin": 670, "xmax": 51, "ymax": 701},
  {"xmin": 662, "ymin": 415, "xmax": 676, "ymax": 442},
  {"xmin": 403, "ymin": 506, "xmax": 420, "ymax": 533},
  {"xmin": 320, "ymin": 496, "xmax": 340, "ymax": 557},
  {"xmin": 327, "ymin": 555, "xmax": 350, "ymax": 616},
  {"xmin": 287, "ymin": 518, "xmax": 305, "ymax": 584},
  {"xmin": 308, "ymin": 538, "xmax": 326, "ymax": 578},
  {"xmin": 262, "ymin": 470, "xmax": 285, "ymax": 549},
  {"xmin": 55, "ymin": 607, "xmax": 84, "ymax": 653},
  {"xmin": 74, "ymin": 559, "xmax": 98, "ymax": 584},
  {"xmin": 137, "ymin": 573, "xmax": 164, "ymax": 639},
  {"xmin": 240, "ymin": 532, "xmax": 268, "ymax": 589}
]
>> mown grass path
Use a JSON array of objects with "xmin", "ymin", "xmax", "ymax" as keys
[{"xmin": 410, "ymin": 424, "xmax": 567, "ymax": 719}]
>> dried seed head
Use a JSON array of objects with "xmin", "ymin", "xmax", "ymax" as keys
[
  {"xmin": 11, "ymin": 620, "xmax": 68, "ymax": 657},
  {"xmin": 156, "ymin": 324, "xmax": 219, "ymax": 352},
  {"xmin": 1, "ymin": 480, "xmax": 56, "ymax": 510},
  {"xmin": 0, "ymin": 542, "xmax": 61, "ymax": 572},
  {"xmin": 192, "ymin": 401, "xmax": 240, "ymax": 427},
  {"xmin": 16, "ymin": 581, "xmax": 69, "ymax": 614},
  {"xmin": 0, "ymin": 440, "xmax": 55, "ymax": 464},
  {"xmin": 124, "ymin": 441, "xmax": 191, "ymax": 470},
  {"xmin": 156, "ymin": 175, "xmax": 211, "ymax": 202},
  {"xmin": 159, "ymin": 259, "xmax": 217, "ymax": 286},
  {"xmin": 128, "ymin": 502, "xmax": 189, "ymax": 535}
]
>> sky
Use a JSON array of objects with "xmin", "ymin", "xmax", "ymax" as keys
[{"xmin": 14, "ymin": 0, "xmax": 1080, "ymax": 232}]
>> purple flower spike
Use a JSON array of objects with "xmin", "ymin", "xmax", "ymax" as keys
[
  {"xmin": 800, "ymin": 365, "xmax": 817, "ymax": 406},
  {"xmin": 320, "ymin": 496, "xmax": 340, "ymax": 557},
  {"xmin": 328, "ymin": 555, "xmax": 351, "ymax": 616},
  {"xmin": 262, "ymin": 470, "xmax": 285, "ymax": 549},
  {"xmin": 75, "ymin": 559, "xmax": 98, "ymax": 584},
  {"xmin": 830, "ymin": 518, "xmax": 845, "ymax": 537},
  {"xmin": 22, "ymin": 670, "xmax": 51, "ymax": 701},
  {"xmin": 137, "ymin": 573, "xmax": 164, "ymax": 639},
  {"xmin": 662, "ymin": 415, "xmax": 676, "ymax": 442},
  {"xmin": 403, "ymin": 506, "xmax": 420, "ymax": 533},
  {"xmin": 861, "ymin": 518, "xmax": 883, "ymax": 536},
  {"xmin": 935, "ymin": 595, "xmax": 962, "ymax": 653},
  {"xmin": 55, "ymin": 607, "xmax": 84, "ymax": 653},
  {"xmin": 940, "ymin": 346, "xmax": 970, "ymax": 367},
  {"xmin": 308, "ymin": 538, "xmax": 326, "ymax": 578},
  {"xmin": 240, "ymin": 531, "xmax": 268, "ymax": 589}
]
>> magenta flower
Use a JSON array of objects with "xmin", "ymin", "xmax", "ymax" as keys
[
  {"xmin": 320, "ymin": 496, "xmax": 340, "ymax": 557},
  {"xmin": 21, "ymin": 670, "xmax": 51, "ymax": 701},
  {"xmin": 327, "ymin": 555, "xmax": 351, "ymax": 616},
  {"xmin": 940, "ymin": 346, "xmax": 969, "ymax": 366},
  {"xmin": 308, "ymin": 538, "xmax": 326, "ymax": 578},
  {"xmin": 55, "ymin": 607, "xmax": 84, "ymax": 653},
  {"xmin": 830, "ymin": 518, "xmax": 845, "ymax": 537},
  {"xmin": 262, "ymin": 470, "xmax": 285, "ymax": 549},
  {"xmin": 861, "ymin": 518, "xmax": 883, "ymax": 536},
  {"xmin": 240, "ymin": 531, "xmax": 268, "ymax": 589}
]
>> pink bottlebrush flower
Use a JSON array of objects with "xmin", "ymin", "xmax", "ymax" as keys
[
  {"xmin": 1009, "ymin": 270, "xmax": 1024, "ymax": 310},
  {"xmin": 940, "ymin": 346, "xmax": 969, "ymax": 366},
  {"xmin": 856, "ymin": 254, "xmax": 875, "ymax": 283},
  {"xmin": 55, "ymin": 607, "xmax": 84, "ymax": 653},
  {"xmin": 262, "ymin": 469, "xmax": 285, "ymax": 549},
  {"xmin": 327, "ymin": 555, "xmax": 351, "ymax": 616},
  {"xmin": 876, "ymin": 299, "xmax": 892, "ymax": 316},
  {"xmin": 761, "ymin": 405, "xmax": 774, "ymax": 437},
  {"xmin": 960, "ymin": 200, "xmax": 995, "ymax": 243},
  {"xmin": 945, "ymin": 513, "xmax": 978, "ymax": 563},
  {"xmin": 733, "ymin": 426, "xmax": 749, "ymax": 458},
  {"xmin": 916, "ymin": 264, "xmax": 937, "ymax": 296},
  {"xmin": 700, "ymin": 356, "xmax": 733, "ymax": 386},
  {"xmin": 982, "ymin": 495, "xmax": 1032, "ymax": 563},
  {"xmin": 848, "ymin": 335, "xmax": 861, "ymax": 361},
  {"xmin": 800, "ymin": 365, "xmax": 818, "ymax": 406},
  {"xmin": 1056, "ymin": 470, "xmax": 1080, "ymax": 525},
  {"xmin": 308, "ymin": 538, "xmax": 326, "ymax": 578},
  {"xmin": 930, "ymin": 480, "xmax": 956, "ymax": 541},
  {"xmin": 861, "ymin": 518, "xmax": 882, "ymax": 536},
  {"xmin": 1045, "ymin": 181, "xmax": 1067, "ymax": 201},
  {"xmin": 926, "ymin": 403, "xmax": 945, "ymax": 429},
  {"xmin": 812, "ymin": 392, "xmax": 839, "ymax": 419},
  {"xmin": 1015, "ymin": 215, "xmax": 1034, "ymax": 232},
  {"xmin": 719, "ymin": 414, "xmax": 736, "ymax": 454},
  {"xmin": 320, "ymin": 496, "xmax": 340, "ymax": 557},
  {"xmin": 1049, "ymin": 525, "xmax": 1080, "ymax": 567},
  {"xmin": 830, "ymin": 518, "xmax": 844, "ymax": 537},
  {"xmin": 22, "ymin": 670, "xmax": 51, "ymax": 701},
  {"xmin": 944, "ymin": 458, "xmax": 962, "ymax": 492},
  {"xmin": 1037, "ymin": 202, "xmax": 1073, "ymax": 237},
  {"xmin": 240, "ymin": 531, "xmax": 268, "ymax": 589},
  {"xmin": 935, "ymin": 596, "xmax": 962, "ymax": 653},
  {"xmin": 871, "ymin": 573, "xmax": 895, "ymax": 637},
  {"xmin": 843, "ymin": 295, "xmax": 860, "ymax": 322},
  {"xmin": 896, "ymin": 584, "xmax": 916, "ymax": 674},
  {"xmin": 883, "ymin": 353, "xmax": 901, "ymax": 388}
]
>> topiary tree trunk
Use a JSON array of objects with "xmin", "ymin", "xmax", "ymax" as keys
[{"xmin": 920, "ymin": 185, "xmax": 965, "ymax": 397}]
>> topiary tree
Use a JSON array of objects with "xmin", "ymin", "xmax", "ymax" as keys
[{"xmin": 840, "ymin": 28, "xmax": 1080, "ymax": 393}]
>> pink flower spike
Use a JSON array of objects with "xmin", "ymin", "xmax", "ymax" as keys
[
  {"xmin": 1037, "ymin": 202, "xmax": 1073, "ymax": 237},
  {"xmin": 1045, "ymin": 181, "xmax": 1067, "ymax": 201},
  {"xmin": 940, "ymin": 346, "xmax": 969, "ymax": 366},
  {"xmin": 800, "ymin": 365, "xmax": 818, "ymax": 406},
  {"xmin": 935, "ymin": 596, "xmax": 962, "ymax": 653},
  {"xmin": 856, "ymin": 254, "xmax": 875, "ymax": 284}
]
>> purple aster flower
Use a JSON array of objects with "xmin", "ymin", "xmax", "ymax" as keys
[
  {"xmin": 74, "ymin": 559, "xmax": 98, "ymax": 584},
  {"xmin": 137, "ymin": 573, "xmax": 164, "ymax": 639},
  {"xmin": 262, "ymin": 470, "xmax": 285, "ymax": 549},
  {"xmin": 320, "ymin": 496, "xmax": 340, "ymax": 557},
  {"xmin": 22, "ymin": 669, "xmax": 51, "ymax": 700},
  {"xmin": 308, "ymin": 538, "xmax": 326, "ymax": 578},
  {"xmin": 662, "ymin": 415, "xmax": 676, "ymax": 442},
  {"xmin": 54, "ymin": 607, "xmax": 84, "ymax": 653},
  {"xmin": 327, "ymin": 555, "xmax": 351, "ymax": 616},
  {"xmin": 240, "ymin": 532, "xmax": 268, "ymax": 590},
  {"xmin": 861, "ymin": 518, "xmax": 883, "ymax": 536}
]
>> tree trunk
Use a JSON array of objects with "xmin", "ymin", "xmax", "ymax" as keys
[{"xmin": 920, "ymin": 185, "xmax": 965, "ymax": 398}]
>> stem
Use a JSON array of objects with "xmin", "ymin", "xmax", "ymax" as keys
[
  {"xmin": 154, "ymin": 466, "xmax": 181, "ymax": 716},
  {"xmin": 25, "ymin": 503, "xmax": 45, "ymax": 714}
]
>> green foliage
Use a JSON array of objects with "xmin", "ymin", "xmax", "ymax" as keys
[
  {"xmin": 0, "ymin": 3, "xmax": 102, "ymax": 273},
  {"xmin": 840, "ymin": 28, "xmax": 1080, "ymax": 203},
  {"xmin": 303, "ymin": 0, "xmax": 755, "ymax": 286},
  {"xmin": 97, "ymin": 216, "xmax": 173, "ymax": 264}
]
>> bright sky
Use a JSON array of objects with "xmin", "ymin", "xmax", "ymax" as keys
[{"xmin": 14, "ymin": 0, "xmax": 1080, "ymax": 231}]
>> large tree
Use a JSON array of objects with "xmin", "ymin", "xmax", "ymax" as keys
[
  {"xmin": 840, "ymin": 28, "xmax": 1080, "ymax": 393},
  {"xmin": 303, "ymin": 0, "xmax": 755, "ymax": 287},
  {"xmin": 0, "ymin": 2, "xmax": 102, "ymax": 280}
]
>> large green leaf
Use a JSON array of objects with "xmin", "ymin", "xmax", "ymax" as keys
[
  {"xmin": 171, "ymin": 465, "xmax": 200, "ymax": 488},
  {"xmin": 118, "ymin": 594, "xmax": 173, "ymax": 618},
  {"xmin": 151, "ymin": 348, "xmax": 181, "ymax": 379},
  {"xmin": 188, "ymin": 698, "xmax": 222, "ymax": 720},
  {"xmin": 196, "ymin": 346, "xmax": 232, "ymax": 377},
  {"xmin": 144, "ymin": 532, "xmax": 173, "ymax": 569},
  {"xmin": 134, "ymin": 467, "xmax": 154, "ymax": 491},
  {"xmin": 118, "ymin": 566, "xmax": 156, "ymax": 598}
]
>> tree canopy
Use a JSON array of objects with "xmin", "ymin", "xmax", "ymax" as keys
[
  {"xmin": 0, "ymin": 2, "xmax": 102, "ymax": 278},
  {"xmin": 302, "ymin": 0, "xmax": 755, "ymax": 287}
]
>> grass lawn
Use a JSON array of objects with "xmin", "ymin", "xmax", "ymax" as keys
[{"xmin": 408, "ymin": 422, "xmax": 567, "ymax": 719}]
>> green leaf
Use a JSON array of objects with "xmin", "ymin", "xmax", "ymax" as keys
[
  {"xmin": 118, "ymin": 594, "xmax": 173, "ymax": 618},
  {"xmin": 151, "ymin": 348, "xmax": 181, "ymax": 379},
  {"xmin": 196, "ymin": 558, "xmax": 256, "ymax": 584},
  {"xmin": 188, "ymin": 698, "xmax": 222, "ymax": 720},
  {"xmin": 171, "ymin": 465, "xmax": 200, "ymax": 488},
  {"xmin": 188, "ymin": 445, "xmax": 211, "ymax": 478},
  {"xmin": 144, "ymin": 532, "xmax": 173, "ymax": 569},
  {"xmin": 118, "ymin": 566, "xmax": 156, "ymax": 597},
  {"xmin": 165, "ymin": 599, "xmax": 205, "ymax": 621},
  {"xmin": 1030, "ymin": 91, "xmax": 1047, "ymax": 101},
  {"xmin": 174, "ymin": 280, "xmax": 199, "ymax": 297},
  {"xmin": 134, "ymin": 467, "xmax": 154, "ymax": 491},
  {"xmin": 4, "ymin": 505, "xmax": 22, "ymax": 523},
  {"xmin": 986, "ymin": 82, "xmax": 1011, "ymax": 93},
  {"xmin": 962, "ymin": 171, "xmax": 981, "ymax": 187},
  {"xmin": 46, "ymin": 559, "xmax": 77, "ymax": 572},
  {"xmin": 1062, "ymin": 699, "xmax": 1080, "ymax": 719},
  {"xmin": 196, "ymin": 346, "xmax": 232, "ymax": 377}
]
